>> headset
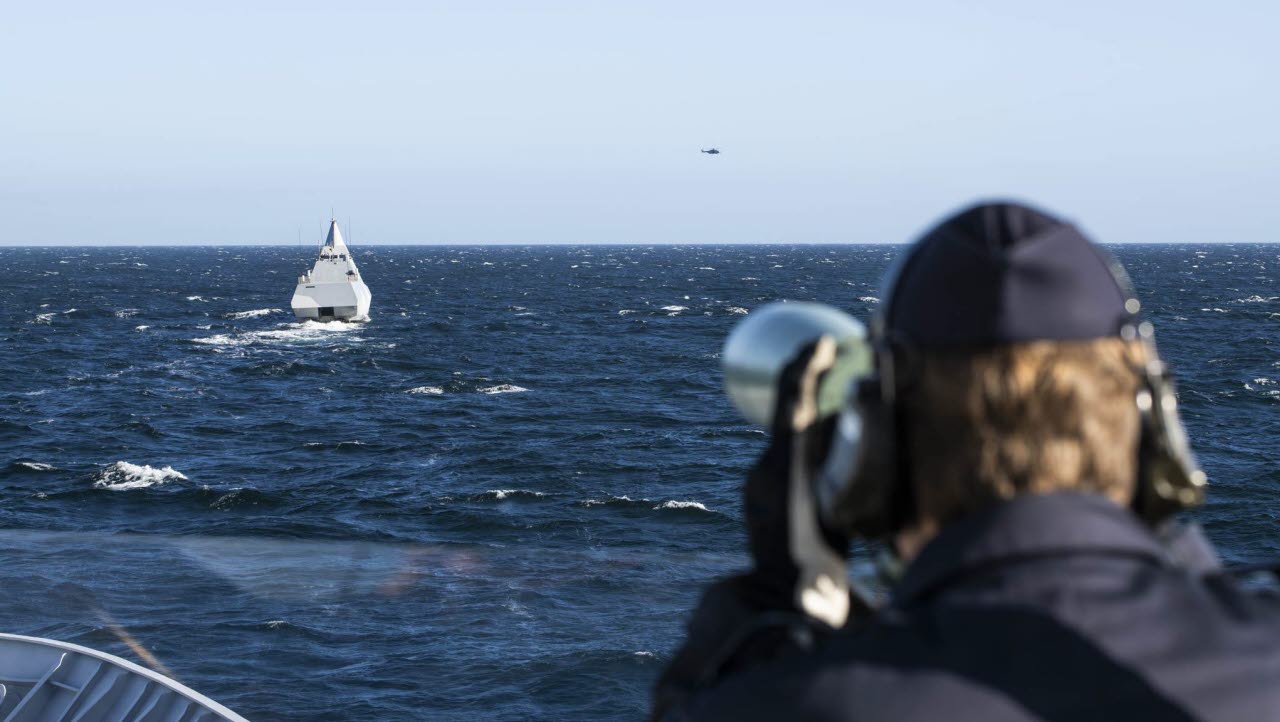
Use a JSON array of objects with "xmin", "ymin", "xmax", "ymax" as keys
[{"xmin": 813, "ymin": 237, "xmax": 1207, "ymax": 539}]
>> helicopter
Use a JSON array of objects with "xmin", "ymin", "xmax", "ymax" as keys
[{"xmin": 700, "ymin": 148, "xmax": 721, "ymax": 155}]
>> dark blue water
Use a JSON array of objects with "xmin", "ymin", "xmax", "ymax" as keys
[{"xmin": 0, "ymin": 244, "xmax": 1276, "ymax": 720}]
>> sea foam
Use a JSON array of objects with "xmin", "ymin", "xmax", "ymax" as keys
[
  {"xmin": 483, "ymin": 489, "xmax": 546, "ymax": 501},
  {"xmin": 193, "ymin": 321, "xmax": 361, "ymax": 347},
  {"xmin": 94, "ymin": 461, "xmax": 188, "ymax": 490},
  {"xmin": 478, "ymin": 384, "xmax": 528, "ymax": 394},
  {"xmin": 227, "ymin": 308, "xmax": 279, "ymax": 320},
  {"xmin": 654, "ymin": 500, "xmax": 712, "ymax": 512}
]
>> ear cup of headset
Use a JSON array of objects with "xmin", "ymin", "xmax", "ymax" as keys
[{"xmin": 1133, "ymin": 347, "xmax": 1207, "ymax": 523}]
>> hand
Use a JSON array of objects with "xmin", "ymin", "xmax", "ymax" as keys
[{"xmin": 744, "ymin": 335, "xmax": 853, "ymax": 628}]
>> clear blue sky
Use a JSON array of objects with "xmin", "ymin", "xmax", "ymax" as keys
[{"xmin": 2, "ymin": 1, "xmax": 1275, "ymax": 245}]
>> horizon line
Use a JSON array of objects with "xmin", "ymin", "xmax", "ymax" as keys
[{"xmin": 4, "ymin": 240, "xmax": 1277, "ymax": 249}]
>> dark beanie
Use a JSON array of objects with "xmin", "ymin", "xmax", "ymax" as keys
[{"xmin": 884, "ymin": 202, "xmax": 1134, "ymax": 347}]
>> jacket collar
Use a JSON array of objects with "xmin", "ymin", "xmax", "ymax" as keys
[{"xmin": 893, "ymin": 492, "xmax": 1168, "ymax": 604}]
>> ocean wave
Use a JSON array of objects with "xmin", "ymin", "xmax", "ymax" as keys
[
  {"xmin": 407, "ymin": 386, "xmax": 444, "ymax": 395},
  {"xmin": 186, "ymin": 295, "xmax": 207, "ymax": 302},
  {"xmin": 12, "ymin": 461, "xmax": 56, "ymax": 472},
  {"xmin": 618, "ymin": 309, "xmax": 637, "ymax": 315},
  {"xmin": 479, "ymin": 489, "xmax": 546, "ymax": 501},
  {"xmin": 1200, "ymin": 308, "xmax": 1229, "ymax": 313},
  {"xmin": 226, "ymin": 308, "xmax": 280, "ymax": 320},
  {"xmin": 303, "ymin": 440, "xmax": 370, "ymax": 451},
  {"xmin": 726, "ymin": 306, "xmax": 748, "ymax": 315},
  {"xmin": 579, "ymin": 495, "xmax": 715, "ymax": 514},
  {"xmin": 93, "ymin": 461, "xmax": 187, "ymax": 491},
  {"xmin": 579, "ymin": 495, "xmax": 641, "ymax": 507},
  {"xmin": 660, "ymin": 305, "xmax": 688, "ymax": 312},
  {"xmin": 33, "ymin": 313, "xmax": 55, "ymax": 324},
  {"xmin": 1238, "ymin": 296, "xmax": 1278, "ymax": 303},
  {"xmin": 653, "ymin": 500, "xmax": 712, "ymax": 512},
  {"xmin": 193, "ymin": 320, "xmax": 362, "ymax": 347},
  {"xmin": 115, "ymin": 308, "xmax": 140, "ymax": 318},
  {"xmin": 858, "ymin": 296, "xmax": 880, "ymax": 303},
  {"xmin": 478, "ymin": 384, "xmax": 528, "ymax": 395}
]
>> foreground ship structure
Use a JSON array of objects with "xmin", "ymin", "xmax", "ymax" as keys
[
  {"xmin": 0, "ymin": 633, "xmax": 247, "ymax": 721},
  {"xmin": 290, "ymin": 219, "xmax": 371, "ymax": 322}
]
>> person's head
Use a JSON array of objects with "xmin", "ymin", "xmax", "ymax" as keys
[{"xmin": 872, "ymin": 202, "xmax": 1189, "ymax": 558}]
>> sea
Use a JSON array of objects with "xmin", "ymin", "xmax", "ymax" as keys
[{"xmin": 1, "ymin": 244, "xmax": 1277, "ymax": 720}]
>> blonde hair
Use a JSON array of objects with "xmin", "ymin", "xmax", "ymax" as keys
[{"xmin": 902, "ymin": 338, "xmax": 1146, "ymax": 526}]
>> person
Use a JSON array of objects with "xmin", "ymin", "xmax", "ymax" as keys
[{"xmin": 652, "ymin": 202, "xmax": 1280, "ymax": 721}]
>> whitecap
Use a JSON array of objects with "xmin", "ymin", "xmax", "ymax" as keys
[
  {"xmin": 618, "ymin": 309, "xmax": 637, "ymax": 315},
  {"xmin": 1238, "ymin": 295, "xmax": 1278, "ymax": 303},
  {"xmin": 660, "ymin": 305, "xmax": 688, "ymax": 312},
  {"xmin": 1200, "ymin": 308, "xmax": 1229, "ymax": 313},
  {"xmin": 193, "ymin": 320, "xmax": 361, "ymax": 347},
  {"xmin": 726, "ymin": 307, "xmax": 748, "ymax": 315},
  {"xmin": 135, "ymin": 325, "xmax": 150, "ymax": 332},
  {"xmin": 17, "ymin": 461, "xmax": 55, "ymax": 471},
  {"xmin": 191, "ymin": 334, "xmax": 236, "ymax": 346},
  {"xmin": 486, "ymin": 489, "xmax": 545, "ymax": 500},
  {"xmin": 186, "ymin": 295, "xmax": 207, "ymax": 302},
  {"xmin": 478, "ymin": 384, "xmax": 528, "ymax": 395},
  {"xmin": 407, "ymin": 386, "xmax": 444, "ymax": 395},
  {"xmin": 94, "ymin": 461, "xmax": 187, "ymax": 491},
  {"xmin": 115, "ymin": 308, "xmax": 140, "ymax": 318},
  {"xmin": 654, "ymin": 500, "xmax": 711, "ymax": 512},
  {"xmin": 634, "ymin": 651, "xmax": 658, "ymax": 659},
  {"xmin": 858, "ymin": 296, "xmax": 880, "ymax": 303},
  {"xmin": 33, "ymin": 313, "xmax": 55, "ymax": 324},
  {"xmin": 226, "ymin": 308, "xmax": 279, "ymax": 320}
]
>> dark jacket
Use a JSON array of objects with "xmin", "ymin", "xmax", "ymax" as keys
[{"xmin": 657, "ymin": 493, "xmax": 1280, "ymax": 721}]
